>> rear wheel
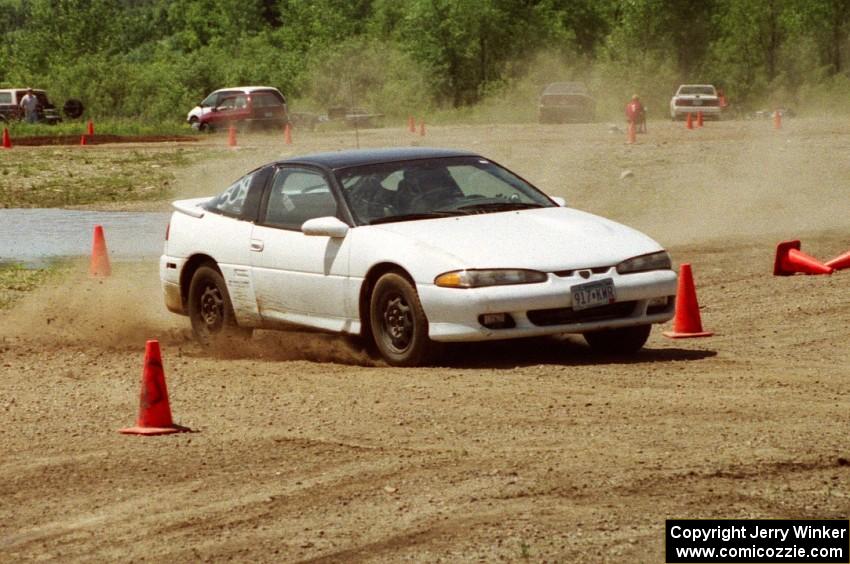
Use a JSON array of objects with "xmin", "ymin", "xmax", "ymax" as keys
[
  {"xmin": 369, "ymin": 273, "xmax": 435, "ymax": 366},
  {"xmin": 583, "ymin": 324, "xmax": 651, "ymax": 355},
  {"xmin": 188, "ymin": 265, "xmax": 250, "ymax": 345}
]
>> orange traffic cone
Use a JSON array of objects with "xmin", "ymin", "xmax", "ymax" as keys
[
  {"xmin": 686, "ymin": 113, "xmax": 694, "ymax": 129},
  {"xmin": 419, "ymin": 119, "xmax": 426, "ymax": 136},
  {"xmin": 696, "ymin": 111, "xmax": 704, "ymax": 128},
  {"xmin": 773, "ymin": 240, "xmax": 833, "ymax": 276},
  {"xmin": 408, "ymin": 116, "xmax": 416, "ymax": 133},
  {"xmin": 80, "ymin": 134, "xmax": 88, "ymax": 146},
  {"xmin": 2, "ymin": 127, "xmax": 11, "ymax": 149},
  {"xmin": 626, "ymin": 121, "xmax": 636, "ymax": 144},
  {"xmin": 89, "ymin": 224, "xmax": 111, "ymax": 277},
  {"xmin": 120, "ymin": 340, "xmax": 188, "ymax": 436},
  {"xmin": 228, "ymin": 125, "xmax": 237, "ymax": 148},
  {"xmin": 774, "ymin": 110, "xmax": 782, "ymax": 129},
  {"xmin": 663, "ymin": 263, "xmax": 713, "ymax": 339},
  {"xmin": 825, "ymin": 249, "xmax": 850, "ymax": 271},
  {"xmin": 284, "ymin": 123, "xmax": 292, "ymax": 145},
  {"xmin": 86, "ymin": 120, "xmax": 94, "ymax": 136}
]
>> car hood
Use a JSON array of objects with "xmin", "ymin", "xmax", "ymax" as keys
[{"xmin": 370, "ymin": 207, "xmax": 664, "ymax": 271}]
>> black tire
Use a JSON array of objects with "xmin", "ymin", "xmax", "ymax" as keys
[
  {"xmin": 369, "ymin": 273, "xmax": 435, "ymax": 366},
  {"xmin": 188, "ymin": 265, "xmax": 250, "ymax": 345},
  {"xmin": 583, "ymin": 324, "xmax": 651, "ymax": 355},
  {"xmin": 63, "ymin": 98, "xmax": 84, "ymax": 119}
]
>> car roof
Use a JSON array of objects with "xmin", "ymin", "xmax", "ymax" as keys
[
  {"xmin": 212, "ymin": 86, "xmax": 281, "ymax": 94},
  {"xmin": 277, "ymin": 147, "xmax": 480, "ymax": 170},
  {"xmin": 543, "ymin": 82, "xmax": 588, "ymax": 94},
  {"xmin": 676, "ymin": 84, "xmax": 716, "ymax": 89}
]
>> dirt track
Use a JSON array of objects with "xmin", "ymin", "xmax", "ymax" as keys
[{"xmin": 3, "ymin": 119, "xmax": 850, "ymax": 562}]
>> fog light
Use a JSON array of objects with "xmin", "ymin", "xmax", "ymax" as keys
[
  {"xmin": 479, "ymin": 313, "xmax": 515, "ymax": 329},
  {"xmin": 648, "ymin": 296, "xmax": 669, "ymax": 307},
  {"xmin": 647, "ymin": 296, "xmax": 673, "ymax": 314}
]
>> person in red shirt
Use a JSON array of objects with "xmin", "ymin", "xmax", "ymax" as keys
[{"xmin": 625, "ymin": 94, "xmax": 646, "ymax": 133}]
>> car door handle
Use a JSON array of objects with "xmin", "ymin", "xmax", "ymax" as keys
[{"xmin": 250, "ymin": 239, "xmax": 264, "ymax": 252}]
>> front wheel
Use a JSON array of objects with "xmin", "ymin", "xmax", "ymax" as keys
[
  {"xmin": 369, "ymin": 273, "xmax": 435, "ymax": 366},
  {"xmin": 188, "ymin": 265, "xmax": 250, "ymax": 345},
  {"xmin": 583, "ymin": 324, "xmax": 651, "ymax": 355}
]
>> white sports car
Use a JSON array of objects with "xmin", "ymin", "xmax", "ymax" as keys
[{"xmin": 160, "ymin": 148, "xmax": 677, "ymax": 366}]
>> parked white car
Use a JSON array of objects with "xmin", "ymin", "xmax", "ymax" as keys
[
  {"xmin": 186, "ymin": 86, "xmax": 286, "ymax": 128},
  {"xmin": 669, "ymin": 84, "xmax": 721, "ymax": 120},
  {"xmin": 160, "ymin": 148, "xmax": 677, "ymax": 366}
]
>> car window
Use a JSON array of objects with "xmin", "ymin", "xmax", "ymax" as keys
[
  {"xmin": 338, "ymin": 157, "xmax": 555, "ymax": 225},
  {"xmin": 201, "ymin": 93, "xmax": 218, "ymax": 106},
  {"xmin": 678, "ymin": 86, "xmax": 715, "ymax": 95},
  {"xmin": 263, "ymin": 168, "xmax": 337, "ymax": 230},
  {"xmin": 251, "ymin": 92, "xmax": 283, "ymax": 108},
  {"xmin": 205, "ymin": 171, "xmax": 255, "ymax": 217},
  {"xmin": 0, "ymin": 92, "xmax": 11, "ymax": 104},
  {"xmin": 218, "ymin": 94, "xmax": 247, "ymax": 110}
]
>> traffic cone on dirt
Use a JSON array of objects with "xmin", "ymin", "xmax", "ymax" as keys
[
  {"xmin": 774, "ymin": 110, "xmax": 782, "ymax": 129},
  {"xmin": 686, "ymin": 113, "xmax": 694, "ymax": 130},
  {"xmin": 626, "ymin": 121, "xmax": 636, "ymax": 144},
  {"xmin": 284, "ymin": 122, "xmax": 292, "ymax": 145},
  {"xmin": 2, "ymin": 127, "xmax": 11, "ymax": 149},
  {"xmin": 419, "ymin": 119, "xmax": 426, "ymax": 136},
  {"xmin": 119, "ymin": 340, "xmax": 188, "ymax": 436},
  {"xmin": 773, "ymin": 240, "xmax": 833, "ymax": 276},
  {"xmin": 825, "ymin": 249, "xmax": 850, "ymax": 271},
  {"xmin": 696, "ymin": 111, "xmax": 704, "ymax": 128},
  {"xmin": 408, "ymin": 116, "xmax": 416, "ymax": 133},
  {"xmin": 89, "ymin": 224, "xmax": 111, "ymax": 277},
  {"xmin": 228, "ymin": 125, "xmax": 237, "ymax": 148},
  {"xmin": 79, "ymin": 134, "xmax": 88, "ymax": 146},
  {"xmin": 86, "ymin": 120, "xmax": 94, "ymax": 136},
  {"xmin": 663, "ymin": 263, "xmax": 714, "ymax": 339}
]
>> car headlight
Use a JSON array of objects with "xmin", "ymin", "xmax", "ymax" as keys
[
  {"xmin": 434, "ymin": 269, "xmax": 548, "ymax": 288},
  {"xmin": 616, "ymin": 251, "xmax": 672, "ymax": 274}
]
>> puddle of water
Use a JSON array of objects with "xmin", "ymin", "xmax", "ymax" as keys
[{"xmin": 0, "ymin": 209, "xmax": 170, "ymax": 266}]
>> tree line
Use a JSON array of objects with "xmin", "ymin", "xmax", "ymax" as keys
[{"xmin": 1, "ymin": 0, "xmax": 848, "ymax": 121}]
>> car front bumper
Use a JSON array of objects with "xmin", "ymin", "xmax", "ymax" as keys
[
  {"xmin": 418, "ymin": 269, "xmax": 678, "ymax": 342},
  {"xmin": 160, "ymin": 255, "xmax": 186, "ymax": 315}
]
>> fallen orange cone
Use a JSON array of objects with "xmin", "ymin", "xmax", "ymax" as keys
[
  {"xmin": 773, "ymin": 240, "xmax": 833, "ymax": 276},
  {"xmin": 663, "ymin": 263, "xmax": 713, "ymax": 339},
  {"xmin": 89, "ymin": 224, "xmax": 111, "ymax": 277},
  {"xmin": 120, "ymin": 340, "xmax": 189, "ymax": 436},
  {"xmin": 825, "ymin": 249, "xmax": 850, "ymax": 271}
]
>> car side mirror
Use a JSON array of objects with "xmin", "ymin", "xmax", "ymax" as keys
[
  {"xmin": 301, "ymin": 216, "xmax": 349, "ymax": 238},
  {"xmin": 551, "ymin": 196, "xmax": 567, "ymax": 207}
]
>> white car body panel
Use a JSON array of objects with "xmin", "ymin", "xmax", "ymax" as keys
[
  {"xmin": 670, "ymin": 84, "xmax": 720, "ymax": 119},
  {"xmin": 162, "ymin": 196, "xmax": 676, "ymax": 342}
]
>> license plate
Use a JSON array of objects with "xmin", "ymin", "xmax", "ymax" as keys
[
  {"xmin": 571, "ymin": 279, "xmax": 616, "ymax": 311},
  {"xmin": 693, "ymin": 99, "xmax": 703, "ymax": 106},
  {"xmin": 265, "ymin": 111, "xmax": 273, "ymax": 117}
]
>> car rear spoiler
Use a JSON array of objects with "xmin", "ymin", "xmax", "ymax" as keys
[{"xmin": 172, "ymin": 197, "xmax": 211, "ymax": 218}]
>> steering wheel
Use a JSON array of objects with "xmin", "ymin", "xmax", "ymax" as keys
[{"xmin": 407, "ymin": 185, "xmax": 463, "ymax": 212}]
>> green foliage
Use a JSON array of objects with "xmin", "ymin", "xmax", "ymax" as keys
[{"xmin": 2, "ymin": 0, "xmax": 850, "ymax": 120}]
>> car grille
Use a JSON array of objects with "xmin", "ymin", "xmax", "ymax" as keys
[
  {"xmin": 552, "ymin": 266, "xmax": 612, "ymax": 278},
  {"xmin": 526, "ymin": 301, "xmax": 637, "ymax": 326}
]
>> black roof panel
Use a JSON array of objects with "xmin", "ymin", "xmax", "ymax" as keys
[{"xmin": 278, "ymin": 147, "xmax": 479, "ymax": 170}]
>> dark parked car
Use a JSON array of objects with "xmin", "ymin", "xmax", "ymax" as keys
[
  {"xmin": 538, "ymin": 82, "xmax": 595, "ymax": 124},
  {"xmin": 0, "ymin": 88, "xmax": 63, "ymax": 124},
  {"xmin": 197, "ymin": 88, "xmax": 289, "ymax": 132}
]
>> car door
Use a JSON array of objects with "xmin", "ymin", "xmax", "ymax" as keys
[
  {"xmin": 249, "ymin": 166, "xmax": 353, "ymax": 332},
  {"xmin": 207, "ymin": 93, "xmax": 248, "ymax": 128}
]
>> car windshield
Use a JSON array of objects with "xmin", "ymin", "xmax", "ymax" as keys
[
  {"xmin": 336, "ymin": 156, "xmax": 555, "ymax": 225},
  {"xmin": 678, "ymin": 86, "xmax": 715, "ymax": 95}
]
